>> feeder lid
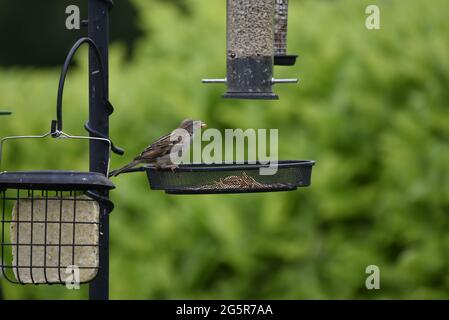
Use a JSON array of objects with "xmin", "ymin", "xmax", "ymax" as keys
[{"xmin": 0, "ymin": 170, "xmax": 115, "ymax": 191}]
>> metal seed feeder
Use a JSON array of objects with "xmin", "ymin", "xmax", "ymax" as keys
[{"xmin": 203, "ymin": 0, "xmax": 298, "ymax": 100}]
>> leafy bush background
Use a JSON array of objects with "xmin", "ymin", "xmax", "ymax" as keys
[{"xmin": 1, "ymin": 0, "xmax": 449, "ymax": 299}]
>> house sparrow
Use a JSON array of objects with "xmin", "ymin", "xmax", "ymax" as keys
[{"xmin": 110, "ymin": 119, "xmax": 206, "ymax": 177}]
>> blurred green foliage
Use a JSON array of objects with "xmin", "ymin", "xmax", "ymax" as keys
[{"xmin": 1, "ymin": 0, "xmax": 449, "ymax": 299}]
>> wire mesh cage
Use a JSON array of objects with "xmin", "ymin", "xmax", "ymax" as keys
[
  {"xmin": 274, "ymin": 0, "xmax": 297, "ymax": 66},
  {"xmin": 0, "ymin": 175, "xmax": 113, "ymax": 285},
  {"xmin": 125, "ymin": 160, "xmax": 315, "ymax": 194},
  {"xmin": 0, "ymin": 134, "xmax": 115, "ymax": 285}
]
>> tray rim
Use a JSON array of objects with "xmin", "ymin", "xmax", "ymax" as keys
[{"xmin": 144, "ymin": 160, "xmax": 315, "ymax": 173}]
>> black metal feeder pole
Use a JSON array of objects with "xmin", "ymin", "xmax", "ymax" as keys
[{"xmin": 88, "ymin": 0, "xmax": 112, "ymax": 300}]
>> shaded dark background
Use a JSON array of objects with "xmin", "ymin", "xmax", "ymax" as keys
[{"xmin": 0, "ymin": 0, "xmax": 190, "ymax": 67}]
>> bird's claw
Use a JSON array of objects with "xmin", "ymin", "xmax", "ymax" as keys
[{"xmin": 168, "ymin": 164, "xmax": 179, "ymax": 172}]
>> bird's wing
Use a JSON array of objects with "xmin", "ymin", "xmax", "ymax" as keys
[{"xmin": 135, "ymin": 131, "xmax": 182, "ymax": 162}]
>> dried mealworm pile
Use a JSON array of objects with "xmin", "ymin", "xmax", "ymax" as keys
[{"xmin": 197, "ymin": 172, "xmax": 275, "ymax": 190}]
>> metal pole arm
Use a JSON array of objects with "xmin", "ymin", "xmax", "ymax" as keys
[{"xmin": 89, "ymin": 0, "xmax": 112, "ymax": 300}]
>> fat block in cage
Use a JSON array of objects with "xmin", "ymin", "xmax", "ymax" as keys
[
  {"xmin": 0, "ymin": 171, "xmax": 114, "ymax": 285},
  {"xmin": 10, "ymin": 195, "xmax": 99, "ymax": 284}
]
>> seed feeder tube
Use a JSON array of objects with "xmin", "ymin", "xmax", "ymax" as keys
[
  {"xmin": 202, "ymin": 0, "xmax": 298, "ymax": 100},
  {"xmin": 274, "ymin": 0, "xmax": 297, "ymax": 66}
]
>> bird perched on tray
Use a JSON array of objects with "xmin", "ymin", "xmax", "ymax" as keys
[{"xmin": 110, "ymin": 119, "xmax": 206, "ymax": 177}]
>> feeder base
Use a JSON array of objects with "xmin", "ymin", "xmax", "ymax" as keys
[
  {"xmin": 165, "ymin": 185, "xmax": 298, "ymax": 195},
  {"xmin": 223, "ymin": 92, "xmax": 279, "ymax": 100},
  {"xmin": 274, "ymin": 55, "xmax": 298, "ymax": 66}
]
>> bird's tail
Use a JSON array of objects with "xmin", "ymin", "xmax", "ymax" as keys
[{"xmin": 109, "ymin": 160, "xmax": 141, "ymax": 177}]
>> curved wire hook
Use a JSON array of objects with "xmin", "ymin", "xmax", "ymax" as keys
[
  {"xmin": 55, "ymin": 37, "xmax": 109, "ymax": 133},
  {"xmin": 53, "ymin": 37, "xmax": 124, "ymax": 155}
]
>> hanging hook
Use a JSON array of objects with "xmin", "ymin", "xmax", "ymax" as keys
[
  {"xmin": 54, "ymin": 37, "xmax": 108, "ymax": 133},
  {"xmin": 52, "ymin": 37, "xmax": 124, "ymax": 155}
]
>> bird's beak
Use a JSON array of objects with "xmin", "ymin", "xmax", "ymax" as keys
[{"xmin": 201, "ymin": 122, "xmax": 207, "ymax": 129}]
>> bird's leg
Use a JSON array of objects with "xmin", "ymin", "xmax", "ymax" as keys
[{"xmin": 167, "ymin": 164, "xmax": 179, "ymax": 172}]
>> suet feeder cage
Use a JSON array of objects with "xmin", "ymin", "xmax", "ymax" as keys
[
  {"xmin": 274, "ymin": 0, "xmax": 297, "ymax": 66},
  {"xmin": 203, "ymin": 0, "xmax": 298, "ymax": 100},
  {"xmin": 0, "ymin": 35, "xmax": 122, "ymax": 285},
  {"xmin": 122, "ymin": 161, "xmax": 314, "ymax": 195},
  {"xmin": 0, "ymin": 133, "xmax": 115, "ymax": 285}
]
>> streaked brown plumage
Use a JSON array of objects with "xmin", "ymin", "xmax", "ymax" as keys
[{"xmin": 110, "ymin": 119, "xmax": 206, "ymax": 177}]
